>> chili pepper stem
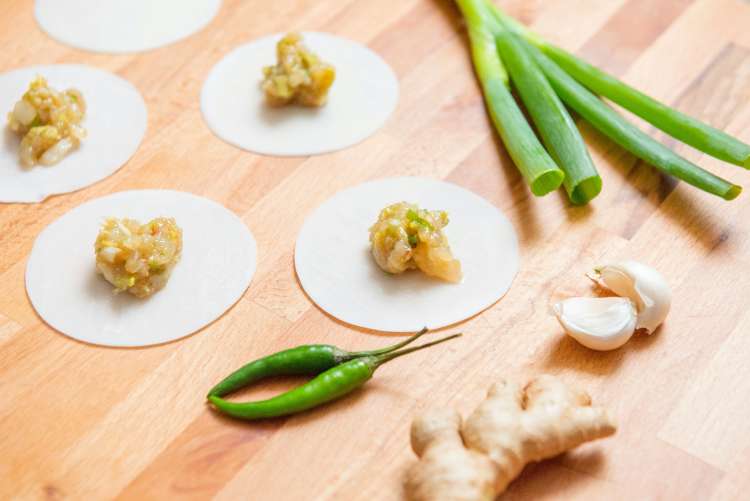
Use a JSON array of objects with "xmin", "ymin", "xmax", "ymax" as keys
[
  {"xmin": 374, "ymin": 333, "xmax": 462, "ymax": 367},
  {"xmin": 350, "ymin": 327, "xmax": 429, "ymax": 358}
]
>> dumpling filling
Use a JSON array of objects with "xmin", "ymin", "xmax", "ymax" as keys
[
  {"xmin": 261, "ymin": 32, "xmax": 336, "ymax": 107},
  {"xmin": 95, "ymin": 217, "xmax": 182, "ymax": 298},
  {"xmin": 7, "ymin": 76, "xmax": 86, "ymax": 167},
  {"xmin": 369, "ymin": 202, "xmax": 462, "ymax": 283}
]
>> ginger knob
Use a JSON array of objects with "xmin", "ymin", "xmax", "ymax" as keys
[
  {"xmin": 406, "ymin": 408, "xmax": 497, "ymax": 501},
  {"xmin": 405, "ymin": 375, "xmax": 616, "ymax": 500}
]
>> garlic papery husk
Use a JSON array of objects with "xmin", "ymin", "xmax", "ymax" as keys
[
  {"xmin": 553, "ymin": 297, "xmax": 637, "ymax": 351},
  {"xmin": 590, "ymin": 261, "xmax": 672, "ymax": 334}
]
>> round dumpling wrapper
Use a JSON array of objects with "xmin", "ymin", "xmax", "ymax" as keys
[
  {"xmin": 35, "ymin": 0, "xmax": 222, "ymax": 54},
  {"xmin": 26, "ymin": 190, "xmax": 257, "ymax": 347},
  {"xmin": 294, "ymin": 177, "xmax": 520, "ymax": 332},
  {"xmin": 201, "ymin": 32, "xmax": 399, "ymax": 157},
  {"xmin": 0, "ymin": 65, "xmax": 147, "ymax": 203}
]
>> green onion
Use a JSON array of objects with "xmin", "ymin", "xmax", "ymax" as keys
[
  {"xmin": 485, "ymin": 0, "xmax": 750, "ymax": 170},
  {"xmin": 452, "ymin": 0, "xmax": 744, "ymax": 201},
  {"xmin": 456, "ymin": 0, "xmax": 564, "ymax": 196},
  {"xmin": 406, "ymin": 209, "xmax": 434, "ymax": 230},
  {"xmin": 539, "ymin": 43, "xmax": 750, "ymax": 169},
  {"xmin": 528, "ymin": 45, "xmax": 741, "ymax": 200},
  {"xmin": 484, "ymin": 2, "xmax": 543, "ymax": 46},
  {"xmin": 458, "ymin": 0, "xmax": 509, "ymax": 89},
  {"xmin": 495, "ymin": 26, "xmax": 601, "ymax": 204}
]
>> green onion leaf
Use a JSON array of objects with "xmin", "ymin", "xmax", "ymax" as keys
[
  {"xmin": 542, "ymin": 44, "xmax": 750, "ymax": 169},
  {"xmin": 528, "ymin": 45, "xmax": 741, "ymax": 200},
  {"xmin": 539, "ymin": 43, "xmax": 750, "ymax": 169}
]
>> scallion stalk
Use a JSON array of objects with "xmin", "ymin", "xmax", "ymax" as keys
[
  {"xmin": 528, "ymin": 45, "xmax": 741, "ymax": 200},
  {"xmin": 456, "ymin": 0, "xmax": 564, "ymax": 196},
  {"xmin": 485, "ymin": 0, "xmax": 750, "ymax": 169},
  {"xmin": 495, "ymin": 26, "xmax": 601, "ymax": 204}
]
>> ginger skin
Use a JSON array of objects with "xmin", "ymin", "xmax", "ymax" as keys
[
  {"xmin": 407, "ymin": 408, "xmax": 497, "ymax": 501},
  {"xmin": 405, "ymin": 375, "xmax": 616, "ymax": 500}
]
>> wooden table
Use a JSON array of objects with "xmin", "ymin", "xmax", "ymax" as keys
[{"xmin": 2, "ymin": 0, "xmax": 750, "ymax": 499}]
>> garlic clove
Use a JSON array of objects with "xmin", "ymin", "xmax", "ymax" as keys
[
  {"xmin": 590, "ymin": 261, "xmax": 671, "ymax": 334},
  {"xmin": 553, "ymin": 297, "xmax": 637, "ymax": 351}
]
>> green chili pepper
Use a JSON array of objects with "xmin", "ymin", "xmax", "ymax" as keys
[
  {"xmin": 208, "ymin": 333, "xmax": 461, "ymax": 420},
  {"xmin": 207, "ymin": 328, "xmax": 429, "ymax": 397}
]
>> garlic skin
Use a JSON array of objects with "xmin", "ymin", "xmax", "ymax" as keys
[
  {"xmin": 553, "ymin": 297, "xmax": 637, "ymax": 351},
  {"xmin": 590, "ymin": 261, "xmax": 672, "ymax": 334}
]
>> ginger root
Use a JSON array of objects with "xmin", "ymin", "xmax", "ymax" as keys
[{"xmin": 405, "ymin": 375, "xmax": 616, "ymax": 500}]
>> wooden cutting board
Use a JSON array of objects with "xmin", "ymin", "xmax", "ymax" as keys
[{"xmin": 2, "ymin": 0, "xmax": 750, "ymax": 499}]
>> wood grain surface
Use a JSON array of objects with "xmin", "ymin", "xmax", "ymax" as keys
[{"xmin": 2, "ymin": 0, "xmax": 750, "ymax": 499}]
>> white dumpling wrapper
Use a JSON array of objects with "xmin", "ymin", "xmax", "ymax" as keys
[
  {"xmin": 294, "ymin": 177, "xmax": 520, "ymax": 332},
  {"xmin": 35, "ymin": 0, "xmax": 222, "ymax": 54},
  {"xmin": 26, "ymin": 190, "xmax": 257, "ymax": 347},
  {"xmin": 0, "ymin": 65, "xmax": 147, "ymax": 203},
  {"xmin": 201, "ymin": 32, "xmax": 399, "ymax": 156}
]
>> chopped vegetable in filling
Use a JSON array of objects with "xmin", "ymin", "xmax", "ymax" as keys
[
  {"xmin": 369, "ymin": 202, "xmax": 462, "ymax": 283},
  {"xmin": 7, "ymin": 76, "xmax": 86, "ymax": 167},
  {"xmin": 94, "ymin": 217, "xmax": 182, "ymax": 298},
  {"xmin": 261, "ymin": 32, "xmax": 336, "ymax": 107}
]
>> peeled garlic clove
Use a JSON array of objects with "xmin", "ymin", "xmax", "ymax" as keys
[
  {"xmin": 591, "ymin": 261, "xmax": 671, "ymax": 334},
  {"xmin": 553, "ymin": 297, "xmax": 637, "ymax": 351}
]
